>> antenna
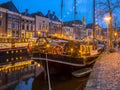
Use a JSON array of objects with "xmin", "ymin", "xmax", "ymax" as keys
[{"xmin": 74, "ymin": 0, "xmax": 77, "ymax": 39}]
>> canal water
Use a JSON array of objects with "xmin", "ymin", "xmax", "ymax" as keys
[
  {"xmin": 32, "ymin": 72, "xmax": 89, "ymax": 90},
  {"xmin": 1, "ymin": 55, "xmax": 89, "ymax": 90},
  {"xmin": 8, "ymin": 69, "xmax": 89, "ymax": 90}
]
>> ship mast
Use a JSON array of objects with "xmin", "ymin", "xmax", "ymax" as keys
[
  {"xmin": 74, "ymin": 0, "xmax": 77, "ymax": 39},
  {"xmin": 93, "ymin": 0, "xmax": 96, "ymax": 41},
  {"xmin": 61, "ymin": 0, "xmax": 63, "ymax": 36}
]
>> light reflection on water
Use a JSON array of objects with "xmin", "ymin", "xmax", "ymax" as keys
[{"xmin": 14, "ymin": 78, "xmax": 34, "ymax": 90}]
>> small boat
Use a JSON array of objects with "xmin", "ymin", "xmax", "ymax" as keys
[{"xmin": 72, "ymin": 68, "xmax": 92, "ymax": 78}]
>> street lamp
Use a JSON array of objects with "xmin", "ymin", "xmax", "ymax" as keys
[
  {"xmin": 114, "ymin": 32, "xmax": 117, "ymax": 37},
  {"xmin": 104, "ymin": 16, "xmax": 111, "ymax": 51},
  {"xmin": 114, "ymin": 32, "xmax": 118, "ymax": 42}
]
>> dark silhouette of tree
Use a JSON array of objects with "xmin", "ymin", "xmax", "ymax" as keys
[{"xmin": 96, "ymin": 0, "xmax": 120, "ymax": 49}]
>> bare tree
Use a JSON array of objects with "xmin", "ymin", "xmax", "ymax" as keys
[{"xmin": 96, "ymin": 0, "xmax": 120, "ymax": 49}]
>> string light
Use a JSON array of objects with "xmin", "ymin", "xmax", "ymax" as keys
[{"xmin": 62, "ymin": 0, "xmax": 81, "ymax": 19}]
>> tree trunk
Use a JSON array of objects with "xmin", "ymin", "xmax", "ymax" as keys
[{"xmin": 109, "ymin": 10, "xmax": 113, "ymax": 49}]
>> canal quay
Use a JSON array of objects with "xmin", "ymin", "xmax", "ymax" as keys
[{"xmin": 86, "ymin": 51, "xmax": 120, "ymax": 90}]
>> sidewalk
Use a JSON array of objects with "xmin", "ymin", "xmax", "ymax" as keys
[{"xmin": 86, "ymin": 52, "xmax": 120, "ymax": 90}]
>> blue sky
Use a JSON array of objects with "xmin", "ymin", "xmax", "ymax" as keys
[{"xmin": 0, "ymin": 0, "xmax": 93, "ymax": 24}]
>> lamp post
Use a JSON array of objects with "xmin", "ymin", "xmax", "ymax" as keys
[{"xmin": 104, "ymin": 16, "xmax": 111, "ymax": 51}]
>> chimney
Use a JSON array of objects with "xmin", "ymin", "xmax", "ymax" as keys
[
  {"xmin": 48, "ymin": 10, "xmax": 51, "ymax": 13},
  {"xmin": 53, "ymin": 11, "xmax": 55, "ymax": 15},
  {"xmin": 25, "ymin": 9, "xmax": 28, "ymax": 15}
]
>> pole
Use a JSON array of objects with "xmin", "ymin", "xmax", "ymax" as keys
[
  {"xmin": 109, "ymin": 10, "xmax": 113, "ymax": 49},
  {"xmin": 106, "ymin": 23, "xmax": 109, "ymax": 51},
  {"xmin": 93, "ymin": 0, "xmax": 95, "ymax": 45},
  {"xmin": 46, "ymin": 53, "xmax": 52, "ymax": 90},
  {"xmin": 74, "ymin": 0, "xmax": 77, "ymax": 39},
  {"xmin": 61, "ymin": 0, "xmax": 63, "ymax": 35}
]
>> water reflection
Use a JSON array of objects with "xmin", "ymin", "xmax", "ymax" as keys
[
  {"xmin": 0, "ymin": 54, "xmax": 89, "ymax": 90},
  {"xmin": 0, "ymin": 54, "xmax": 41, "ymax": 90},
  {"xmin": 32, "ymin": 72, "xmax": 89, "ymax": 90},
  {"xmin": 15, "ymin": 78, "xmax": 34, "ymax": 90}
]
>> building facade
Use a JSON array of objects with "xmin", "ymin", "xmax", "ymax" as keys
[
  {"xmin": 7, "ymin": 11, "xmax": 21, "ymax": 38},
  {"xmin": 31, "ymin": 12, "xmax": 49, "ymax": 37},
  {"xmin": 62, "ymin": 26, "xmax": 74, "ymax": 39},
  {"xmin": 0, "ymin": 1, "xmax": 35, "ymax": 39},
  {"xmin": 21, "ymin": 15, "xmax": 35, "ymax": 38},
  {"xmin": 0, "ymin": 1, "xmax": 21, "ymax": 38},
  {"xmin": 45, "ymin": 10, "xmax": 61, "ymax": 37},
  {"xmin": 0, "ymin": 7, "xmax": 7, "ymax": 37}
]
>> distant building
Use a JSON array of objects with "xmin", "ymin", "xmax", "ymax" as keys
[
  {"xmin": 0, "ymin": 1, "xmax": 35, "ymax": 38},
  {"xmin": 86, "ymin": 23, "xmax": 104, "ymax": 40},
  {"xmin": 0, "ymin": 1, "xmax": 21, "ymax": 38},
  {"xmin": 21, "ymin": 9, "xmax": 35, "ymax": 38},
  {"xmin": 86, "ymin": 24, "xmax": 93, "ymax": 39},
  {"xmin": 45, "ymin": 10, "xmax": 61, "ymax": 37},
  {"xmin": 63, "ymin": 20, "xmax": 84, "ymax": 39},
  {"xmin": 0, "ymin": 7, "xmax": 7, "ymax": 37},
  {"xmin": 62, "ymin": 26, "xmax": 74, "ymax": 39},
  {"xmin": 31, "ymin": 11, "xmax": 49, "ymax": 37}
]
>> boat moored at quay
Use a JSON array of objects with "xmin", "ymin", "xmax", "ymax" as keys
[
  {"xmin": 31, "ymin": 36, "xmax": 105, "ymax": 74},
  {"xmin": 0, "ymin": 38, "xmax": 37, "ymax": 64}
]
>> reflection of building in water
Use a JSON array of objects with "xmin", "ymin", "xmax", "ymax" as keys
[{"xmin": 0, "ymin": 60, "xmax": 42, "ymax": 90}]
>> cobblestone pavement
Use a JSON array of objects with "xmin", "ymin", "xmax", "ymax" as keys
[{"xmin": 86, "ymin": 52, "xmax": 120, "ymax": 90}]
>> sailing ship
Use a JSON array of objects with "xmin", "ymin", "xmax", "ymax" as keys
[
  {"xmin": 31, "ymin": 0, "xmax": 104, "ymax": 74},
  {"xmin": 31, "ymin": 36, "xmax": 104, "ymax": 74}
]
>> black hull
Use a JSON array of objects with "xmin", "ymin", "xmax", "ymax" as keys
[
  {"xmin": 32, "ymin": 53, "xmax": 99, "ymax": 74},
  {"xmin": 0, "ymin": 47, "xmax": 28, "ymax": 64}
]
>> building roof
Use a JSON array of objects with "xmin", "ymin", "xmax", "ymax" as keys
[
  {"xmin": 31, "ymin": 11, "xmax": 44, "ymax": 17},
  {"xmin": 63, "ymin": 20, "xmax": 82, "ymax": 27},
  {"xmin": 45, "ymin": 11, "xmax": 60, "ymax": 22},
  {"xmin": 0, "ymin": 1, "xmax": 19, "ymax": 13},
  {"xmin": 86, "ymin": 23, "xmax": 93, "ymax": 29}
]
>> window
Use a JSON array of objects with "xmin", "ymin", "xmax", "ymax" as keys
[
  {"xmin": 42, "ymin": 24, "xmax": 45, "ymax": 29},
  {"xmin": 8, "ymin": 23, "xmax": 12, "ymax": 28},
  {"xmin": 12, "ymin": 23, "xmax": 15, "ymax": 29},
  {"xmin": 39, "ymin": 23, "xmax": 41, "ymax": 30},
  {"xmin": 8, "ymin": 15, "xmax": 12, "ymax": 20},
  {"xmin": 31, "ymin": 26, "xmax": 33, "ymax": 30},
  {"xmin": 22, "ymin": 19, "xmax": 24, "ymax": 22},
  {"xmin": 27, "ymin": 25, "xmax": 29, "ymax": 30},
  {"xmin": 22, "ymin": 25, "xmax": 24, "ymax": 30}
]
